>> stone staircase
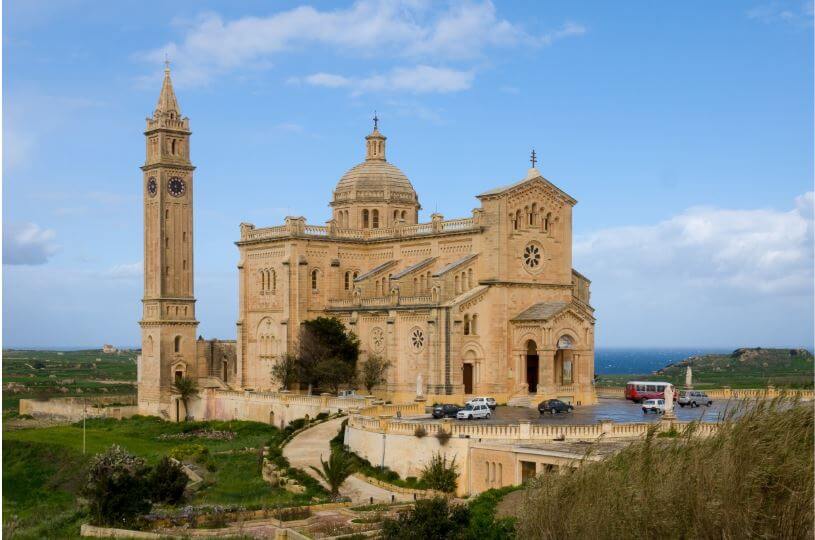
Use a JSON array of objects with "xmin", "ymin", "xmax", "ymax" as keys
[{"xmin": 507, "ymin": 394, "xmax": 533, "ymax": 408}]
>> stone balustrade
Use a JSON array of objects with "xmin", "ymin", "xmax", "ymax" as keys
[{"xmin": 239, "ymin": 216, "xmax": 478, "ymax": 243}]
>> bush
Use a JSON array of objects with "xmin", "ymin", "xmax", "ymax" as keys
[
  {"xmin": 316, "ymin": 412, "xmax": 330, "ymax": 421},
  {"xmin": 83, "ymin": 445, "xmax": 151, "ymax": 527},
  {"xmin": 414, "ymin": 426, "xmax": 427, "ymax": 438},
  {"xmin": 517, "ymin": 399, "xmax": 814, "ymax": 539},
  {"xmin": 273, "ymin": 506, "xmax": 312, "ymax": 521},
  {"xmin": 381, "ymin": 497, "xmax": 469, "ymax": 539},
  {"xmin": 420, "ymin": 453, "xmax": 458, "ymax": 493},
  {"xmin": 435, "ymin": 430, "xmax": 452, "ymax": 446},
  {"xmin": 147, "ymin": 457, "xmax": 188, "ymax": 505}
]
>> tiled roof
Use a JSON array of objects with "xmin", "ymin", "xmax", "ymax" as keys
[
  {"xmin": 512, "ymin": 302, "xmax": 569, "ymax": 321},
  {"xmin": 353, "ymin": 260, "xmax": 397, "ymax": 282},
  {"xmin": 432, "ymin": 254, "xmax": 478, "ymax": 277},
  {"xmin": 391, "ymin": 257, "xmax": 437, "ymax": 280}
]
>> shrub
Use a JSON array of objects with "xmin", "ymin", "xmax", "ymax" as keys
[
  {"xmin": 435, "ymin": 430, "xmax": 451, "ymax": 446},
  {"xmin": 414, "ymin": 426, "xmax": 427, "ymax": 438},
  {"xmin": 420, "ymin": 453, "xmax": 458, "ymax": 493},
  {"xmin": 273, "ymin": 506, "xmax": 312, "ymax": 521},
  {"xmin": 381, "ymin": 497, "xmax": 469, "ymax": 539},
  {"xmin": 83, "ymin": 445, "xmax": 151, "ymax": 527},
  {"xmin": 316, "ymin": 411, "xmax": 330, "ymax": 421},
  {"xmin": 517, "ymin": 399, "xmax": 814, "ymax": 539},
  {"xmin": 147, "ymin": 457, "xmax": 189, "ymax": 505}
]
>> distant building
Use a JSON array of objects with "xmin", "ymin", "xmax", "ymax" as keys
[{"xmin": 102, "ymin": 344, "xmax": 118, "ymax": 354}]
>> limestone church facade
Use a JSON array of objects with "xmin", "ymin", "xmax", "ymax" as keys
[{"xmin": 138, "ymin": 68, "xmax": 597, "ymax": 418}]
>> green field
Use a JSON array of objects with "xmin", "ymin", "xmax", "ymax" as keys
[
  {"xmin": 2, "ymin": 349, "xmax": 137, "ymax": 412},
  {"xmin": 3, "ymin": 416, "xmax": 318, "ymax": 539},
  {"xmin": 596, "ymin": 348, "xmax": 814, "ymax": 389}
]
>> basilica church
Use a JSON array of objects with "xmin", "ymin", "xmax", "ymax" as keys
[{"xmin": 138, "ymin": 66, "xmax": 597, "ymax": 419}]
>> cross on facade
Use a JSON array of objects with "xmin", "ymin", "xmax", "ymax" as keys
[{"xmin": 530, "ymin": 149, "xmax": 537, "ymax": 168}]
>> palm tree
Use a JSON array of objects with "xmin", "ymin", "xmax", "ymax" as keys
[
  {"xmin": 173, "ymin": 376, "xmax": 198, "ymax": 421},
  {"xmin": 309, "ymin": 448, "xmax": 355, "ymax": 497}
]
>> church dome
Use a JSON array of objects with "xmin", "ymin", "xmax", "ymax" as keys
[{"xmin": 331, "ymin": 124, "xmax": 420, "ymax": 208}]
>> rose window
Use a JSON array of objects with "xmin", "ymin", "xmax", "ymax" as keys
[
  {"xmin": 409, "ymin": 327, "xmax": 425, "ymax": 353},
  {"xmin": 370, "ymin": 327, "xmax": 385, "ymax": 353},
  {"xmin": 523, "ymin": 243, "xmax": 542, "ymax": 270}
]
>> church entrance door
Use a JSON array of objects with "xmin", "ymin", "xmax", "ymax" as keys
[
  {"xmin": 463, "ymin": 364, "xmax": 473, "ymax": 394},
  {"xmin": 526, "ymin": 340, "xmax": 539, "ymax": 393}
]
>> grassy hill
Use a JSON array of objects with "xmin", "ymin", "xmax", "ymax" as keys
[
  {"xmin": 2, "ymin": 349, "xmax": 137, "ymax": 413},
  {"xmin": 596, "ymin": 348, "xmax": 814, "ymax": 389}
]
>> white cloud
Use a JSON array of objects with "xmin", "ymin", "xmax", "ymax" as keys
[
  {"xmin": 3, "ymin": 222, "xmax": 58, "ymax": 265},
  {"xmin": 574, "ymin": 193, "xmax": 814, "ymax": 346},
  {"xmin": 102, "ymin": 261, "xmax": 143, "ymax": 280},
  {"xmin": 139, "ymin": 1, "xmax": 585, "ymax": 86},
  {"xmin": 747, "ymin": 1, "xmax": 813, "ymax": 26},
  {"xmin": 302, "ymin": 65, "xmax": 474, "ymax": 94},
  {"xmin": 575, "ymin": 192, "xmax": 814, "ymax": 296}
]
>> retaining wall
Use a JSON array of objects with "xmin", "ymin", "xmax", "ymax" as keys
[{"xmin": 19, "ymin": 395, "xmax": 138, "ymax": 421}]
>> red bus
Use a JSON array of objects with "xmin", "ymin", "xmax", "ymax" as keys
[{"xmin": 625, "ymin": 381, "xmax": 676, "ymax": 403}]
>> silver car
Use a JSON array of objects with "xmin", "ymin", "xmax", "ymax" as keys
[{"xmin": 678, "ymin": 390, "xmax": 712, "ymax": 407}]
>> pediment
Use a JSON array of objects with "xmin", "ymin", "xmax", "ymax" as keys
[{"xmin": 478, "ymin": 174, "xmax": 576, "ymax": 207}]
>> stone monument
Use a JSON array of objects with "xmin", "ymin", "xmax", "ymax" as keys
[
  {"xmin": 685, "ymin": 364, "xmax": 693, "ymax": 389},
  {"xmin": 663, "ymin": 384, "xmax": 676, "ymax": 419},
  {"xmin": 415, "ymin": 373, "xmax": 425, "ymax": 402}
]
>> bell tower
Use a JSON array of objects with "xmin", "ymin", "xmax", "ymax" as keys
[{"xmin": 138, "ymin": 63, "xmax": 199, "ymax": 418}]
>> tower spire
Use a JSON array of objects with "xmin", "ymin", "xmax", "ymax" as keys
[{"xmin": 154, "ymin": 61, "xmax": 180, "ymax": 117}]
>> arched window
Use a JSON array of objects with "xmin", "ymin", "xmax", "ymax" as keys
[
  {"xmin": 145, "ymin": 335, "xmax": 154, "ymax": 357},
  {"xmin": 344, "ymin": 271, "xmax": 351, "ymax": 290},
  {"xmin": 259, "ymin": 270, "xmax": 265, "ymax": 291},
  {"xmin": 544, "ymin": 212, "xmax": 551, "ymax": 232},
  {"xmin": 468, "ymin": 268, "xmax": 473, "ymax": 289},
  {"xmin": 174, "ymin": 335, "xmax": 182, "ymax": 353},
  {"xmin": 530, "ymin": 203, "xmax": 537, "ymax": 226},
  {"xmin": 393, "ymin": 210, "xmax": 398, "ymax": 221},
  {"xmin": 401, "ymin": 210, "xmax": 406, "ymax": 220},
  {"xmin": 171, "ymin": 139, "xmax": 176, "ymax": 155},
  {"xmin": 372, "ymin": 209, "xmax": 380, "ymax": 228},
  {"xmin": 471, "ymin": 314, "xmax": 478, "ymax": 335},
  {"xmin": 463, "ymin": 314, "xmax": 470, "ymax": 335},
  {"xmin": 362, "ymin": 209, "xmax": 369, "ymax": 229},
  {"xmin": 413, "ymin": 277, "xmax": 418, "ymax": 291},
  {"xmin": 514, "ymin": 210, "xmax": 522, "ymax": 230},
  {"xmin": 376, "ymin": 279, "xmax": 381, "ymax": 296},
  {"xmin": 353, "ymin": 271, "xmax": 358, "ymax": 280},
  {"xmin": 270, "ymin": 270, "xmax": 276, "ymax": 292},
  {"xmin": 420, "ymin": 274, "xmax": 426, "ymax": 292},
  {"xmin": 454, "ymin": 274, "xmax": 460, "ymax": 294},
  {"xmin": 387, "ymin": 274, "xmax": 392, "ymax": 292},
  {"xmin": 498, "ymin": 463, "xmax": 503, "ymax": 484},
  {"xmin": 311, "ymin": 269, "xmax": 319, "ymax": 291}
]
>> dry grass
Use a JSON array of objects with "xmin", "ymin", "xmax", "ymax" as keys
[{"xmin": 517, "ymin": 398, "xmax": 814, "ymax": 539}]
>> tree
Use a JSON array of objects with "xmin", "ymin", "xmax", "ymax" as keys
[
  {"xmin": 420, "ymin": 453, "xmax": 459, "ymax": 493},
  {"xmin": 173, "ymin": 376, "xmax": 198, "ymax": 421},
  {"xmin": 271, "ymin": 353, "xmax": 299, "ymax": 390},
  {"xmin": 298, "ymin": 317, "xmax": 360, "ymax": 394},
  {"xmin": 309, "ymin": 448, "xmax": 355, "ymax": 497},
  {"xmin": 382, "ymin": 497, "xmax": 470, "ymax": 540},
  {"xmin": 359, "ymin": 354, "xmax": 392, "ymax": 394},
  {"xmin": 316, "ymin": 357, "xmax": 356, "ymax": 394},
  {"xmin": 147, "ymin": 457, "xmax": 189, "ymax": 505},
  {"xmin": 83, "ymin": 445, "xmax": 151, "ymax": 527}
]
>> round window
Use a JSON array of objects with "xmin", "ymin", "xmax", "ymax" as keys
[
  {"xmin": 523, "ymin": 243, "xmax": 543, "ymax": 273},
  {"xmin": 409, "ymin": 327, "xmax": 425, "ymax": 353}
]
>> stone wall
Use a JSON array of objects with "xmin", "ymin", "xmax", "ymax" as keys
[{"xmin": 20, "ymin": 395, "xmax": 138, "ymax": 422}]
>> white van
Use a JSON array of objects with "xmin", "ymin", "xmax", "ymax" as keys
[{"xmin": 466, "ymin": 396, "xmax": 497, "ymax": 410}]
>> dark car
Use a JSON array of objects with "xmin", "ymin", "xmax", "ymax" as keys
[
  {"xmin": 538, "ymin": 399, "xmax": 574, "ymax": 415},
  {"xmin": 432, "ymin": 404, "xmax": 461, "ymax": 419}
]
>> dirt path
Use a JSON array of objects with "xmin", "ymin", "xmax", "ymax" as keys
[{"xmin": 283, "ymin": 417, "xmax": 413, "ymax": 504}]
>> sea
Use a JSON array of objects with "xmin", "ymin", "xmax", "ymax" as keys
[{"xmin": 595, "ymin": 347, "xmax": 732, "ymax": 375}]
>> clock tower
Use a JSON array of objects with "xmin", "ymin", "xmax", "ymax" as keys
[{"xmin": 139, "ymin": 63, "xmax": 199, "ymax": 419}]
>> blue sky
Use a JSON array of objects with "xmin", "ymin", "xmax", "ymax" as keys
[{"xmin": 4, "ymin": 0, "xmax": 813, "ymax": 349}]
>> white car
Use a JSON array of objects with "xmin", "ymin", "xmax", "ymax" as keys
[
  {"xmin": 466, "ymin": 396, "xmax": 497, "ymax": 410},
  {"xmin": 457, "ymin": 403, "xmax": 492, "ymax": 420},
  {"xmin": 642, "ymin": 398, "xmax": 665, "ymax": 414}
]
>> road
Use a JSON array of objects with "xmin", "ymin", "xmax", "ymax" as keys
[{"xmin": 283, "ymin": 416, "xmax": 413, "ymax": 504}]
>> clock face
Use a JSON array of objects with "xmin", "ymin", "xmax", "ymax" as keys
[
  {"xmin": 168, "ymin": 177, "xmax": 186, "ymax": 197},
  {"xmin": 146, "ymin": 177, "xmax": 157, "ymax": 197}
]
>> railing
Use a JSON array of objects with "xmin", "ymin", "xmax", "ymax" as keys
[
  {"xmin": 400, "ymin": 294, "xmax": 433, "ymax": 306},
  {"xmin": 240, "ymin": 216, "xmax": 479, "ymax": 243},
  {"xmin": 361, "ymin": 296, "xmax": 390, "ymax": 307}
]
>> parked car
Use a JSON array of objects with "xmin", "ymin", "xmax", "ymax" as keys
[
  {"xmin": 432, "ymin": 404, "xmax": 461, "ymax": 419},
  {"xmin": 537, "ymin": 399, "xmax": 574, "ymax": 415},
  {"xmin": 642, "ymin": 398, "xmax": 665, "ymax": 414},
  {"xmin": 466, "ymin": 396, "xmax": 497, "ymax": 410},
  {"xmin": 338, "ymin": 389, "xmax": 359, "ymax": 398},
  {"xmin": 678, "ymin": 390, "xmax": 712, "ymax": 408},
  {"xmin": 456, "ymin": 403, "xmax": 492, "ymax": 420}
]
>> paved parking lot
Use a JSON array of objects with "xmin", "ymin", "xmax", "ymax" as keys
[{"xmin": 415, "ymin": 398, "xmax": 731, "ymax": 425}]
